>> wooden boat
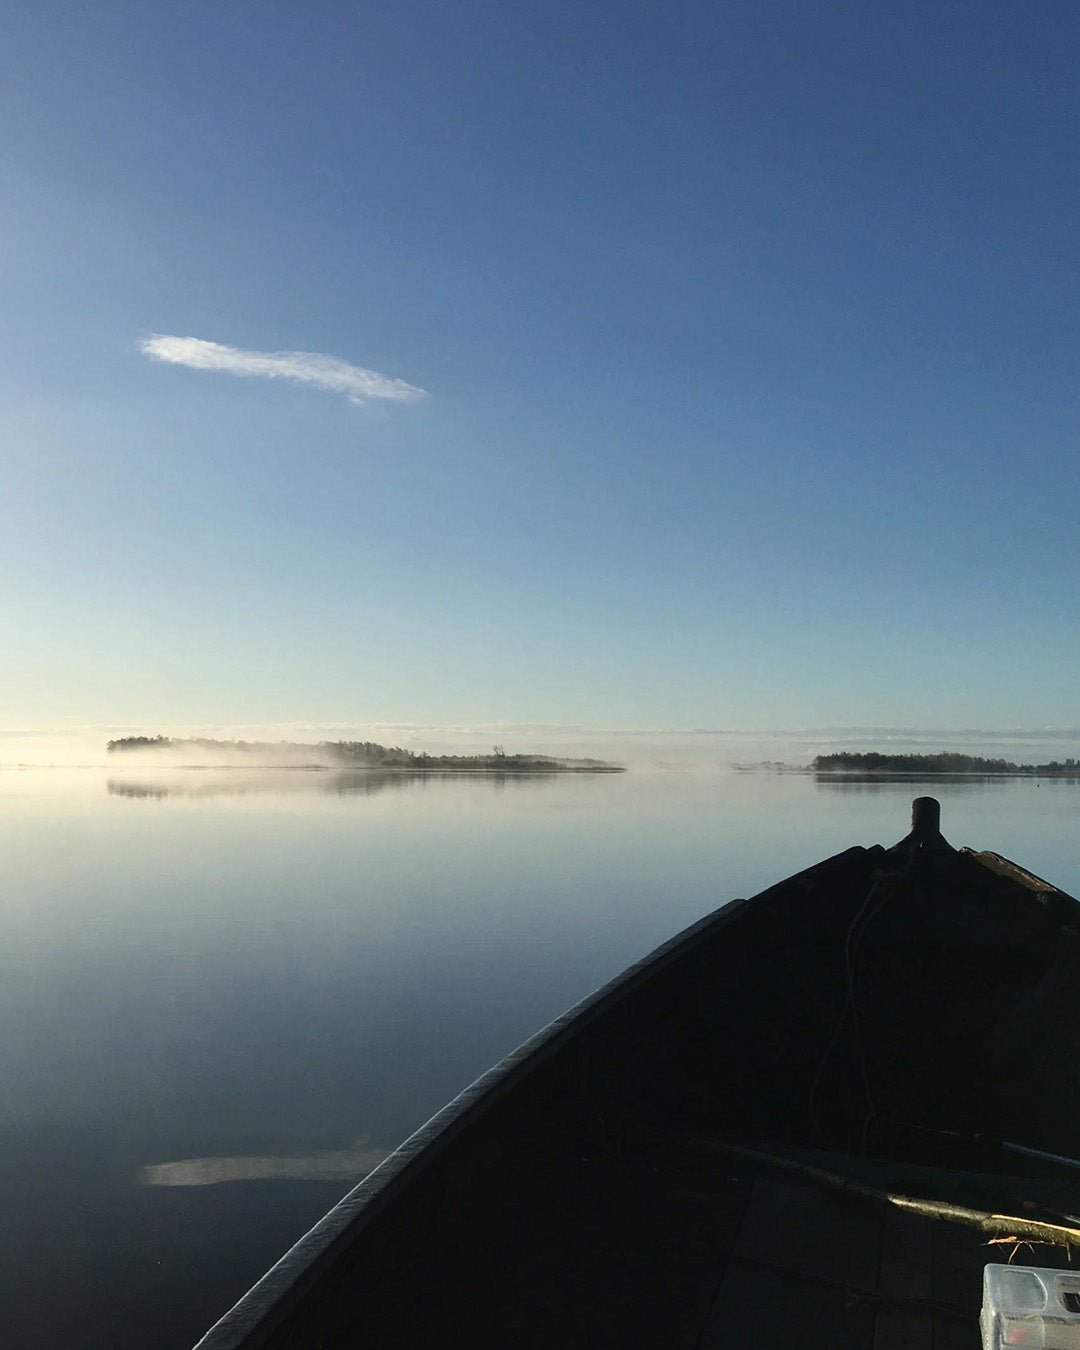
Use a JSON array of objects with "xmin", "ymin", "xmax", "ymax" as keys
[{"xmin": 194, "ymin": 799, "xmax": 1080, "ymax": 1349}]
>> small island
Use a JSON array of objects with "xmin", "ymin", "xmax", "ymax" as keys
[
  {"xmin": 813, "ymin": 751, "xmax": 1080, "ymax": 777},
  {"xmin": 106, "ymin": 736, "xmax": 623, "ymax": 774}
]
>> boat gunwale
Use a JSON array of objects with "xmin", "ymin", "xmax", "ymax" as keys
[{"xmin": 189, "ymin": 875, "xmax": 787, "ymax": 1350}]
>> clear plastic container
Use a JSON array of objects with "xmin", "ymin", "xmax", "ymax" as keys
[{"xmin": 982, "ymin": 1264, "xmax": 1080, "ymax": 1349}]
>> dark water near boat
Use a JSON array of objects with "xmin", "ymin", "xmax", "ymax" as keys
[{"xmin": 4, "ymin": 766, "xmax": 1080, "ymax": 1348}]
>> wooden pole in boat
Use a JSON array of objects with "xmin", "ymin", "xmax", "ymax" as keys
[{"xmin": 677, "ymin": 1136, "xmax": 1080, "ymax": 1254}]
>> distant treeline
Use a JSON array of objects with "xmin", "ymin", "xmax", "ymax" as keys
[
  {"xmin": 814, "ymin": 751, "xmax": 1080, "ymax": 776},
  {"xmin": 105, "ymin": 736, "xmax": 622, "ymax": 773}
]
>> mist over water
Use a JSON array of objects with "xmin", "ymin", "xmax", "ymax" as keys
[
  {"xmin": 3, "ymin": 755, "xmax": 1080, "ymax": 1347},
  {"xmin": 7, "ymin": 723, "xmax": 1080, "ymax": 771}
]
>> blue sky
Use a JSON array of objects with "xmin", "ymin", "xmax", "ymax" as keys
[{"xmin": 3, "ymin": 1, "xmax": 1079, "ymax": 735}]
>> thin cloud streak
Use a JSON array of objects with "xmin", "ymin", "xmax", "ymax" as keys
[{"xmin": 141, "ymin": 335, "xmax": 427, "ymax": 405}]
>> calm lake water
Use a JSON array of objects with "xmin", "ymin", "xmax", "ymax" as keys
[{"xmin": 4, "ymin": 765, "xmax": 1080, "ymax": 1348}]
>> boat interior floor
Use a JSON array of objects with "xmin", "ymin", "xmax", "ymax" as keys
[{"xmin": 272, "ymin": 1128, "xmax": 1079, "ymax": 1349}]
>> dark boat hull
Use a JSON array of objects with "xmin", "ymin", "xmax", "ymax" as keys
[{"xmin": 194, "ymin": 834, "xmax": 1080, "ymax": 1349}]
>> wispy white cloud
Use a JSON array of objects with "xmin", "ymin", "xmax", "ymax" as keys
[{"xmin": 140, "ymin": 334, "xmax": 427, "ymax": 406}]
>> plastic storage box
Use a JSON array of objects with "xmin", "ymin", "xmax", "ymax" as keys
[{"xmin": 982, "ymin": 1264, "xmax": 1080, "ymax": 1349}]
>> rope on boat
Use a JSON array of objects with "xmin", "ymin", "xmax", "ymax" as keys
[{"xmin": 807, "ymin": 866, "xmax": 902, "ymax": 1141}]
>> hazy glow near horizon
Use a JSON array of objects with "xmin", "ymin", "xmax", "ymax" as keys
[
  {"xmin": 6, "ymin": 724, "xmax": 1080, "ymax": 775},
  {"xmin": 3, "ymin": 4, "xmax": 1079, "ymax": 729}
]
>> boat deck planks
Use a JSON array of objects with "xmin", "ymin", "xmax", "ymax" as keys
[
  {"xmin": 872, "ymin": 1209, "xmax": 935, "ymax": 1349},
  {"xmin": 261, "ymin": 1129, "xmax": 1067, "ymax": 1348},
  {"xmin": 270, "ymin": 1142, "xmax": 748, "ymax": 1347}
]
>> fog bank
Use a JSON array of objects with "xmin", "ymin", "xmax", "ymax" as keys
[{"xmin": 6, "ymin": 723, "xmax": 1080, "ymax": 773}]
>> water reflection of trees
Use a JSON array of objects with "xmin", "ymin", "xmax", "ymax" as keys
[
  {"xmin": 106, "ymin": 770, "xmax": 560, "ymax": 800},
  {"xmin": 108, "ymin": 782, "xmax": 171, "ymax": 799},
  {"xmin": 814, "ymin": 773, "xmax": 1080, "ymax": 794}
]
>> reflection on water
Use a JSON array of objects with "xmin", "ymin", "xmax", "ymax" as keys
[
  {"xmin": 141, "ymin": 1145, "xmax": 387, "ymax": 1187},
  {"xmin": 815, "ymin": 772, "xmax": 1080, "ymax": 788},
  {"xmin": 815, "ymin": 773, "xmax": 1042, "ymax": 792},
  {"xmin": 108, "ymin": 770, "xmax": 422, "ymax": 800},
  {"xmin": 107, "ymin": 769, "xmax": 565, "ymax": 799}
]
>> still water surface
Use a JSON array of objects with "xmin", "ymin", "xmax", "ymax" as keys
[{"xmin": 3, "ymin": 767, "xmax": 1080, "ymax": 1347}]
